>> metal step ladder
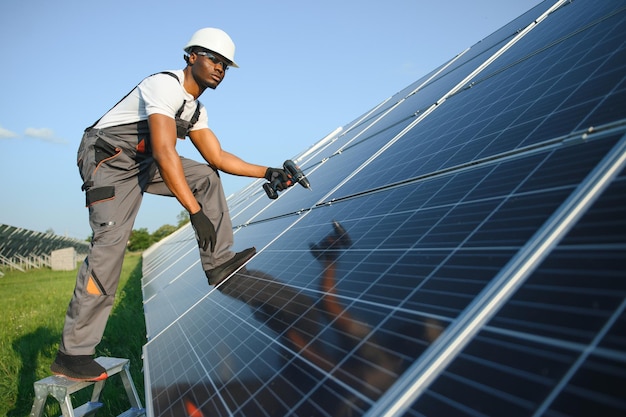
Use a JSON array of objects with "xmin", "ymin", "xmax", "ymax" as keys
[{"xmin": 30, "ymin": 357, "xmax": 145, "ymax": 417}]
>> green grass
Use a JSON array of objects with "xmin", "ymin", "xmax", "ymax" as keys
[{"xmin": 0, "ymin": 253, "xmax": 146, "ymax": 416}]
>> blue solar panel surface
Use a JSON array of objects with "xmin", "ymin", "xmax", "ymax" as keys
[{"xmin": 141, "ymin": 1, "xmax": 626, "ymax": 415}]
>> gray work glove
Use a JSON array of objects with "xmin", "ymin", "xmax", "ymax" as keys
[
  {"xmin": 264, "ymin": 167, "xmax": 292, "ymax": 191},
  {"xmin": 190, "ymin": 208, "xmax": 216, "ymax": 252}
]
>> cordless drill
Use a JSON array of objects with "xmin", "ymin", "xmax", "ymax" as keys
[{"xmin": 263, "ymin": 160, "xmax": 311, "ymax": 199}]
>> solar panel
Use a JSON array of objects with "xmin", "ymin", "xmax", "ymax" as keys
[{"xmin": 141, "ymin": 0, "xmax": 626, "ymax": 415}]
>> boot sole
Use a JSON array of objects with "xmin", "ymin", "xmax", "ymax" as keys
[
  {"xmin": 50, "ymin": 363, "xmax": 108, "ymax": 382},
  {"xmin": 208, "ymin": 248, "xmax": 256, "ymax": 286}
]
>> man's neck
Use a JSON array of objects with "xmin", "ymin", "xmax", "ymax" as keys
[{"xmin": 182, "ymin": 67, "xmax": 204, "ymax": 99}]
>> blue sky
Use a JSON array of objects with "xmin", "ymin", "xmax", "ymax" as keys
[{"xmin": 0, "ymin": 0, "xmax": 542, "ymax": 240}]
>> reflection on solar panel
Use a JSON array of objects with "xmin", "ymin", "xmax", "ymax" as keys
[{"xmin": 141, "ymin": 0, "xmax": 626, "ymax": 415}]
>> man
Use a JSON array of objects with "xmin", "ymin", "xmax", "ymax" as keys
[{"xmin": 50, "ymin": 28, "xmax": 293, "ymax": 381}]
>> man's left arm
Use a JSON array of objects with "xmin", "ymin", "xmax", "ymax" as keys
[{"xmin": 189, "ymin": 128, "xmax": 267, "ymax": 178}]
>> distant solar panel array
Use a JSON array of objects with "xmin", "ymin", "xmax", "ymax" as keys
[
  {"xmin": 0, "ymin": 224, "xmax": 89, "ymax": 269},
  {"xmin": 141, "ymin": 0, "xmax": 626, "ymax": 416}
]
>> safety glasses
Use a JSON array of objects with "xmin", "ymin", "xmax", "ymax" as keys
[{"xmin": 196, "ymin": 51, "xmax": 230, "ymax": 71}]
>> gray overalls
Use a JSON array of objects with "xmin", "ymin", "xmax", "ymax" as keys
[{"xmin": 60, "ymin": 73, "xmax": 234, "ymax": 355}]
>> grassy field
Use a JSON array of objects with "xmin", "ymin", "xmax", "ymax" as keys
[{"xmin": 0, "ymin": 252, "xmax": 146, "ymax": 417}]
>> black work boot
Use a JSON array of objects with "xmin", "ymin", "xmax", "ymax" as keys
[
  {"xmin": 205, "ymin": 247, "xmax": 256, "ymax": 286},
  {"xmin": 310, "ymin": 221, "xmax": 352, "ymax": 261},
  {"xmin": 50, "ymin": 351, "xmax": 108, "ymax": 381}
]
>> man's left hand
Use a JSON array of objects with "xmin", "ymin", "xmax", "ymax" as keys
[{"xmin": 264, "ymin": 167, "xmax": 292, "ymax": 190}]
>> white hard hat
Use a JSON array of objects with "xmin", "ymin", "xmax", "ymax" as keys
[{"xmin": 184, "ymin": 28, "xmax": 239, "ymax": 68}]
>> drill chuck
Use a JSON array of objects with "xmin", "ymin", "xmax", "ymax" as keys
[{"xmin": 284, "ymin": 160, "xmax": 311, "ymax": 190}]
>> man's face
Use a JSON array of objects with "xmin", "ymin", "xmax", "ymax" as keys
[{"xmin": 191, "ymin": 50, "xmax": 231, "ymax": 90}]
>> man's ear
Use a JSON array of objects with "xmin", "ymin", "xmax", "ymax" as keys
[
  {"xmin": 185, "ymin": 52, "xmax": 198, "ymax": 65},
  {"xmin": 183, "ymin": 52, "xmax": 198, "ymax": 65}
]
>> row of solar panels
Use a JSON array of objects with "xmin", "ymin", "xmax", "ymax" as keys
[
  {"xmin": 141, "ymin": 0, "xmax": 626, "ymax": 415},
  {"xmin": 0, "ymin": 224, "xmax": 89, "ymax": 259}
]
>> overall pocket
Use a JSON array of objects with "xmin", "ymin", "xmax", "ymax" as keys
[
  {"xmin": 81, "ymin": 137, "xmax": 121, "ymax": 207},
  {"xmin": 85, "ymin": 186, "xmax": 115, "ymax": 207},
  {"xmin": 94, "ymin": 137, "xmax": 120, "ymax": 165}
]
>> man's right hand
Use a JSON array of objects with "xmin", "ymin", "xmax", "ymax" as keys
[{"xmin": 190, "ymin": 209, "xmax": 216, "ymax": 252}]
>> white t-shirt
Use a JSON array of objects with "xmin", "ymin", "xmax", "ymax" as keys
[{"xmin": 93, "ymin": 70, "xmax": 209, "ymax": 133}]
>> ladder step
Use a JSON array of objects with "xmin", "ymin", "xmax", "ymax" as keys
[
  {"xmin": 30, "ymin": 357, "xmax": 145, "ymax": 417},
  {"xmin": 95, "ymin": 356, "xmax": 133, "ymax": 375},
  {"xmin": 36, "ymin": 357, "xmax": 131, "ymax": 395},
  {"xmin": 117, "ymin": 407, "xmax": 146, "ymax": 417},
  {"xmin": 62, "ymin": 401, "xmax": 102, "ymax": 417}
]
